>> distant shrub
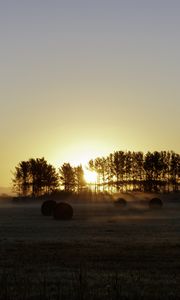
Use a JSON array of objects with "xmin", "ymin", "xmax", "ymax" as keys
[
  {"xmin": 53, "ymin": 202, "xmax": 73, "ymax": 220},
  {"xmin": 114, "ymin": 197, "xmax": 127, "ymax": 208},
  {"xmin": 149, "ymin": 198, "xmax": 163, "ymax": 209},
  {"xmin": 41, "ymin": 200, "xmax": 56, "ymax": 216}
]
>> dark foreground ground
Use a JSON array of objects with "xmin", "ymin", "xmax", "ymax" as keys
[{"xmin": 0, "ymin": 197, "xmax": 180, "ymax": 299}]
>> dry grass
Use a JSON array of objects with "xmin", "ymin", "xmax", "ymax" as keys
[{"xmin": 0, "ymin": 196, "xmax": 180, "ymax": 299}]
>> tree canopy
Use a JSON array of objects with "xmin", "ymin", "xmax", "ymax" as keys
[
  {"xmin": 12, "ymin": 150, "xmax": 180, "ymax": 197},
  {"xmin": 13, "ymin": 158, "xmax": 59, "ymax": 197}
]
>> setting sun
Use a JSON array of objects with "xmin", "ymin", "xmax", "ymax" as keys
[{"xmin": 83, "ymin": 169, "xmax": 97, "ymax": 184}]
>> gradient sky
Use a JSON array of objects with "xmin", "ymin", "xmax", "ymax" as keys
[{"xmin": 0, "ymin": 0, "xmax": 180, "ymax": 187}]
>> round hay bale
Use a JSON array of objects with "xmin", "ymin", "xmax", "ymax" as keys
[
  {"xmin": 41, "ymin": 200, "xmax": 56, "ymax": 216},
  {"xmin": 149, "ymin": 198, "xmax": 163, "ymax": 209},
  {"xmin": 114, "ymin": 197, "xmax": 127, "ymax": 208},
  {"xmin": 53, "ymin": 202, "xmax": 73, "ymax": 220}
]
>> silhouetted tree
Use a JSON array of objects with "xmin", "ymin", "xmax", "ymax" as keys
[
  {"xmin": 112, "ymin": 151, "xmax": 125, "ymax": 191},
  {"xmin": 105, "ymin": 153, "xmax": 114, "ymax": 192},
  {"xmin": 94, "ymin": 157, "xmax": 107, "ymax": 190},
  {"xmin": 13, "ymin": 160, "xmax": 30, "ymax": 196},
  {"xmin": 13, "ymin": 158, "xmax": 59, "ymax": 197},
  {"xmin": 28, "ymin": 158, "xmax": 59, "ymax": 196},
  {"xmin": 124, "ymin": 151, "xmax": 132, "ymax": 190},
  {"xmin": 13, "ymin": 150, "xmax": 180, "ymax": 196},
  {"xmin": 74, "ymin": 165, "xmax": 86, "ymax": 193},
  {"xmin": 131, "ymin": 151, "xmax": 144, "ymax": 191},
  {"xmin": 59, "ymin": 163, "xmax": 76, "ymax": 192},
  {"xmin": 170, "ymin": 152, "xmax": 180, "ymax": 191}
]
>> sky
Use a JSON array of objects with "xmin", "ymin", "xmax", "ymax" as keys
[{"xmin": 0, "ymin": 0, "xmax": 180, "ymax": 188}]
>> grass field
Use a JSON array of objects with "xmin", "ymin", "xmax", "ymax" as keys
[{"xmin": 0, "ymin": 195, "xmax": 180, "ymax": 299}]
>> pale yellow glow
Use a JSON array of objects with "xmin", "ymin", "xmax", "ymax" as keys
[
  {"xmin": 83, "ymin": 169, "xmax": 97, "ymax": 184},
  {"xmin": 51, "ymin": 141, "xmax": 111, "ymax": 170}
]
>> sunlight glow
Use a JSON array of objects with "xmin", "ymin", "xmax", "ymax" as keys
[{"xmin": 83, "ymin": 169, "xmax": 97, "ymax": 184}]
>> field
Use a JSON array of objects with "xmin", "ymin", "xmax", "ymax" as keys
[{"xmin": 0, "ymin": 193, "xmax": 180, "ymax": 299}]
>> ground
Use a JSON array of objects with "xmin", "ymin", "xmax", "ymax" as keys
[{"xmin": 0, "ymin": 194, "xmax": 180, "ymax": 299}]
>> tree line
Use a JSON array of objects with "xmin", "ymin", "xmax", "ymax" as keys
[
  {"xmin": 88, "ymin": 150, "xmax": 180, "ymax": 193},
  {"xmin": 13, "ymin": 158, "xmax": 86, "ymax": 197},
  {"xmin": 13, "ymin": 151, "xmax": 180, "ymax": 197}
]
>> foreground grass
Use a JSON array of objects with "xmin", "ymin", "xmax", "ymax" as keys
[
  {"xmin": 0, "ymin": 267, "xmax": 179, "ymax": 300},
  {"xmin": 0, "ymin": 203, "xmax": 180, "ymax": 299},
  {"xmin": 0, "ymin": 240, "xmax": 180, "ymax": 299}
]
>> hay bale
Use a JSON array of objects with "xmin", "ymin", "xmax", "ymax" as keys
[
  {"xmin": 114, "ymin": 197, "xmax": 127, "ymax": 208},
  {"xmin": 149, "ymin": 197, "xmax": 163, "ymax": 209},
  {"xmin": 53, "ymin": 202, "xmax": 73, "ymax": 220},
  {"xmin": 41, "ymin": 200, "xmax": 56, "ymax": 216}
]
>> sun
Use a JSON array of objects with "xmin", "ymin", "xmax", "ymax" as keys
[{"xmin": 83, "ymin": 169, "xmax": 97, "ymax": 184}]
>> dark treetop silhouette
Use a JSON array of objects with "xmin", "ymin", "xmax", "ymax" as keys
[{"xmin": 12, "ymin": 150, "xmax": 180, "ymax": 197}]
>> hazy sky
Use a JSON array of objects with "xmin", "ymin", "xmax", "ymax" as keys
[{"xmin": 1, "ymin": 0, "xmax": 180, "ymax": 187}]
